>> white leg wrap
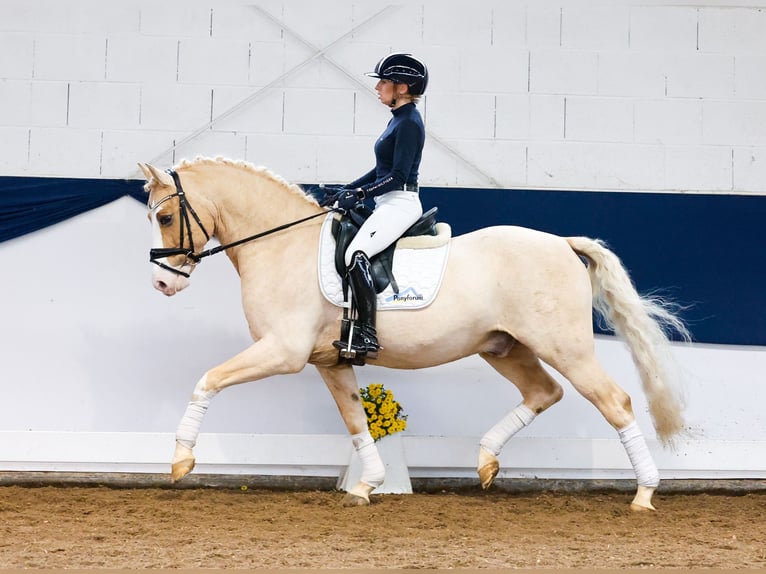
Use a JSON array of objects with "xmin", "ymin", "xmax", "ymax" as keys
[
  {"xmin": 352, "ymin": 430, "xmax": 385, "ymax": 488},
  {"xmin": 480, "ymin": 403, "xmax": 536, "ymax": 456},
  {"xmin": 619, "ymin": 420, "xmax": 660, "ymax": 487},
  {"xmin": 176, "ymin": 378, "xmax": 217, "ymax": 450}
]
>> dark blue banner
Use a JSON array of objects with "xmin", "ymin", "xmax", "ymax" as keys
[
  {"xmin": 420, "ymin": 187, "xmax": 765, "ymax": 347},
  {"xmin": 0, "ymin": 176, "xmax": 145, "ymax": 243}
]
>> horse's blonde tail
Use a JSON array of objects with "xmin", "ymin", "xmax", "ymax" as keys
[{"xmin": 566, "ymin": 236, "xmax": 690, "ymax": 446}]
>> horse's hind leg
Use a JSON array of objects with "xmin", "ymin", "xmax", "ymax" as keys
[
  {"xmin": 551, "ymin": 351, "xmax": 660, "ymax": 511},
  {"xmin": 316, "ymin": 364, "xmax": 384, "ymax": 506},
  {"xmin": 478, "ymin": 343, "xmax": 564, "ymax": 489}
]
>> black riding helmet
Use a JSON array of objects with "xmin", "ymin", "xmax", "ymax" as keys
[{"xmin": 365, "ymin": 53, "xmax": 429, "ymax": 96}]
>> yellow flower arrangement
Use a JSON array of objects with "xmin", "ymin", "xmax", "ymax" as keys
[{"xmin": 359, "ymin": 383, "xmax": 407, "ymax": 441}]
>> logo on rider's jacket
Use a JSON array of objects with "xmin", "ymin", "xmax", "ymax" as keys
[{"xmin": 385, "ymin": 287, "xmax": 424, "ymax": 304}]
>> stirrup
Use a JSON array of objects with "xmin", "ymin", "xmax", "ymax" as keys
[{"xmin": 333, "ymin": 322, "xmax": 379, "ymax": 361}]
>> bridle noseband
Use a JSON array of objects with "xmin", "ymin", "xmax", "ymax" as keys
[{"xmin": 148, "ymin": 169, "xmax": 333, "ymax": 278}]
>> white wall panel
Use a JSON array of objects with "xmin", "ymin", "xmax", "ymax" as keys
[
  {"xmin": 425, "ymin": 93, "xmax": 496, "ymax": 140},
  {"xmin": 28, "ymin": 128, "xmax": 102, "ymax": 176},
  {"xmin": 665, "ymin": 146, "xmax": 732, "ymax": 191},
  {"xmin": 664, "ymin": 53, "xmax": 735, "ymax": 99},
  {"xmin": 211, "ymin": 5, "xmax": 285, "ymax": 42},
  {"xmin": 0, "ymin": 127, "xmax": 29, "ymax": 175},
  {"xmin": 0, "ymin": 33, "xmax": 34, "ymax": 78},
  {"xmin": 458, "ymin": 47, "xmax": 528, "ymax": 94},
  {"xmin": 634, "ymin": 99, "xmax": 702, "ymax": 145},
  {"xmin": 420, "ymin": 144, "xmax": 458, "ymax": 186},
  {"xmin": 496, "ymin": 94, "xmax": 565, "ymax": 141},
  {"xmin": 528, "ymin": 142, "xmax": 665, "ymax": 190},
  {"xmin": 597, "ymin": 52, "xmax": 666, "ymax": 97},
  {"xmin": 248, "ymin": 41, "xmax": 289, "ymax": 86},
  {"xmin": 138, "ymin": 3, "xmax": 212, "ymax": 38},
  {"xmin": 283, "ymin": 89, "xmax": 354, "ymax": 135},
  {"xmin": 105, "ymin": 36, "xmax": 179, "ymax": 83},
  {"xmin": 280, "ymin": 0, "xmax": 356, "ymax": 47},
  {"xmin": 734, "ymin": 55, "xmax": 766, "ymax": 99},
  {"xmin": 703, "ymin": 101, "xmax": 766, "ymax": 146},
  {"xmin": 453, "ymin": 139, "xmax": 527, "ymax": 188},
  {"xmin": 244, "ymin": 133, "xmax": 317, "ymax": 182},
  {"xmin": 139, "ymin": 84, "xmax": 212, "ymax": 131},
  {"xmin": 353, "ymin": 91, "xmax": 392, "ymax": 136},
  {"xmin": 68, "ymin": 82, "xmax": 141, "ymax": 130},
  {"xmin": 422, "ymin": 4, "xmax": 491, "ymax": 46},
  {"xmin": 565, "ymin": 96, "xmax": 633, "ymax": 143},
  {"xmin": 629, "ymin": 7, "xmax": 698, "ymax": 51},
  {"xmin": 353, "ymin": 4, "xmax": 420, "ymax": 44},
  {"xmin": 733, "ymin": 146, "xmax": 766, "ymax": 191},
  {"xmin": 525, "ymin": 4, "xmax": 561, "ymax": 47},
  {"xmin": 530, "ymin": 50, "xmax": 598, "ymax": 95},
  {"xmin": 489, "ymin": 4, "xmax": 527, "ymax": 48},
  {"xmin": 33, "ymin": 35, "xmax": 107, "ymax": 82},
  {"xmin": 561, "ymin": 6, "xmax": 629, "ymax": 50},
  {"xmin": 178, "ymin": 38, "xmax": 252, "ymax": 85},
  {"xmin": 211, "ymin": 86, "xmax": 284, "ymax": 133},
  {"xmin": 102, "ymin": 130, "xmax": 176, "ymax": 178},
  {"xmin": 174, "ymin": 131, "xmax": 247, "ymax": 165},
  {"xmin": 698, "ymin": 7, "xmax": 766, "ymax": 54},
  {"xmin": 0, "ymin": 1, "xmax": 763, "ymax": 188},
  {"xmin": 316, "ymin": 135, "xmax": 376, "ymax": 184}
]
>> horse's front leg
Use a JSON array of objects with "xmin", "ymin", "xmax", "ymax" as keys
[
  {"xmin": 316, "ymin": 364, "xmax": 384, "ymax": 506},
  {"xmin": 171, "ymin": 335, "xmax": 308, "ymax": 482}
]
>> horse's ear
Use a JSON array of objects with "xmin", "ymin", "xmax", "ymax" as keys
[
  {"xmin": 138, "ymin": 162, "xmax": 174, "ymax": 187},
  {"xmin": 137, "ymin": 162, "xmax": 153, "ymax": 181}
]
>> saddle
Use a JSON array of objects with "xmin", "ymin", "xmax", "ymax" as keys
[{"xmin": 331, "ymin": 204, "xmax": 439, "ymax": 295}]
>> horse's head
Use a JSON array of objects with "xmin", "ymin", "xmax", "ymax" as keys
[{"xmin": 139, "ymin": 162, "xmax": 213, "ymax": 296}]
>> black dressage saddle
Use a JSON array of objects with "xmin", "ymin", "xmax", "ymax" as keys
[{"xmin": 331, "ymin": 204, "xmax": 439, "ymax": 296}]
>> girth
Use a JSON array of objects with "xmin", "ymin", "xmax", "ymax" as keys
[{"xmin": 331, "ymin": 205, "xmax": 439, "ymax": 295}]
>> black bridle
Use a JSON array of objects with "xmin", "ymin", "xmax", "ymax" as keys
[{"xmin": 148, "ymin": 169, "xmax": 332, "ymax": 278}]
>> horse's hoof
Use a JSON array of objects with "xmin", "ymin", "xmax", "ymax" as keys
[
  {"xmin": 630, "ymin": 485, "xmax": 656, "ymax": 511},
  {"xmin": 341, "ymin": 492, "xmax": 370, "ymax": 507},
  {"xmin": 171, "ymin": 458, "xmax": 195, "ymax": 482},
  {"xmin": 478, "ymin": 461, "xmax": 499, "ymax": 490}
]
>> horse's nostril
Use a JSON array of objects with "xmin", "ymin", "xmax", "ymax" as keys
[{"xmin": 156, "ymin": 280, "xmax": 167, "ymax": 291}]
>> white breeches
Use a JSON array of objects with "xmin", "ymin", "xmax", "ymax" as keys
[{"xmin": 345, "ymin": 190, "xmax": 422, "ymax": 266}]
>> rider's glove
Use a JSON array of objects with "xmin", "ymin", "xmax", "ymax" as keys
[{"xmin": 335, "ymin": 189, "xmax": 364, "ymax": 210}]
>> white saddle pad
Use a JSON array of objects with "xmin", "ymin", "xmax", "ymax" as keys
[{"xmin": 317, "ymin": 213, "xmax": 451, "ymax": 310}]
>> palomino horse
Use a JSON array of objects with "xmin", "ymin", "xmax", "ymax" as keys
[{"xmin": 139, "ymin": 157, "xmax": 690, "ymax": 511}]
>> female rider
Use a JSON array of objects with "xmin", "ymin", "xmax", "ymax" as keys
[{"xmin": 328, "ymin": 52, "xmax": 429, "ymax": 360}]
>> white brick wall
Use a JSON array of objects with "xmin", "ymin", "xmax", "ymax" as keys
[{"xmin": 0, "ymin": 0, "xmax": 764, "ymax": 192}]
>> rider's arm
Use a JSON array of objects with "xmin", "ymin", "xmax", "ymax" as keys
[{"xmin": 346, "ymin": 168, "xmax": 376, "ymax": 190}]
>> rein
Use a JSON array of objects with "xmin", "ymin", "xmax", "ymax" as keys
[{"xmin": 148, "ymin": 169, "xmax": 332, "ymax": 277}]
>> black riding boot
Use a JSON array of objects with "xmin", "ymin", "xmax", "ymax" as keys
[{"xmin": 333, "ymin": 251, "xmax": 380, "ymax": 360}]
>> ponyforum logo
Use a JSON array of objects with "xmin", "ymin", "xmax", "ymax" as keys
[{"xmin": 385, "ymin": 287, "xmax": 424, "ymax": 304}]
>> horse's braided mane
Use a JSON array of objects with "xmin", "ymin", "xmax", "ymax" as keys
[{"xmin": 174, "ymin": 156, "xmax": 318, "ymax": 206}]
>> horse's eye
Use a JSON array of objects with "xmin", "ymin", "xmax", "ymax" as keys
[{"xmin": 157, "ymin": 214, "xmax": 173, "ymax": 226}]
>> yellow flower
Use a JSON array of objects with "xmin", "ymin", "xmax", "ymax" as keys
[{"xmin": 358, "ymin": 383, "xmax": 407, "ymax": 442}]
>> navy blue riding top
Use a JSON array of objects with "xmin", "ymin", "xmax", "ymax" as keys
[{"xmin": 347, "ymin": 102, "xmax": 425, "ymax": 198}]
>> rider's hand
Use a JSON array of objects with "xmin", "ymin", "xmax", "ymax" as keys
[{"xmin": 335, "ymin": 189, "xmax": 363, "ymax": 210}]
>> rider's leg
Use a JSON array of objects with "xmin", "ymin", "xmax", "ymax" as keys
[
  {"xmin": 334, "ymin": 251, "xmax": 380, "ymax": 357},
  {"xmin": 335, "ymin": 191, "xmax": 422, "ymax": 359},
  {"xmin": 343, "ymin": 191, "xmax": 422, "ymax": 266}
]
